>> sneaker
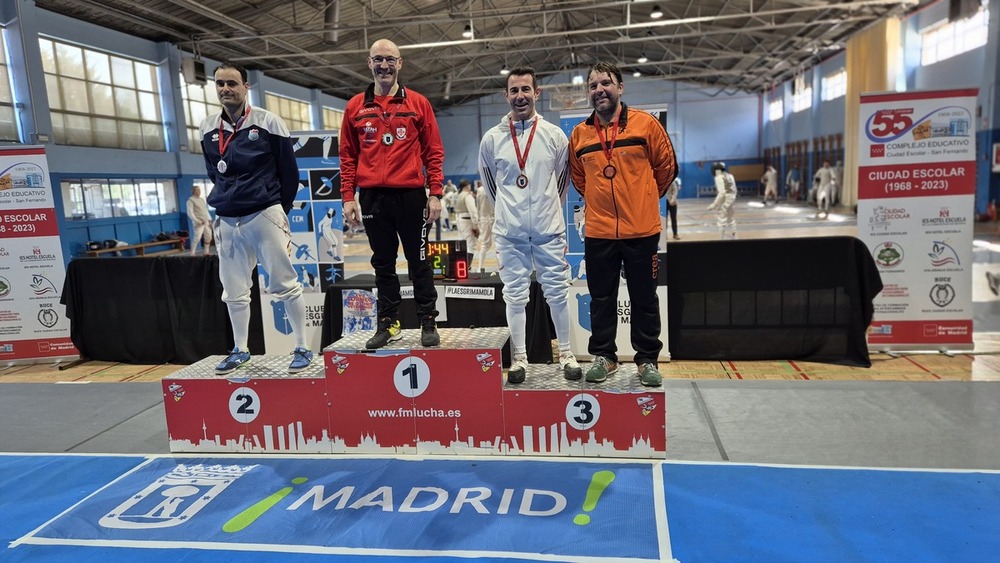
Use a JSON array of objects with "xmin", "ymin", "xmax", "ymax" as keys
[
  {"xmin": 672, "ymin": 234, "xmax": 681, "ymax": 240},
  {"xmin": 421, "ymin": 320, "xmax": 440, "ymax": 347},
  {"xmin": 585, "ymin": 356, "xmax": 618, "ymax": 383},
  {"xmin": 288, "ymin": 347, "xmax": 313, "ymax": 374},
  {"xmin": 560, "ymin": 351, "xmax": 583, "ymax": 380},
  {"xmin": 365, "ymin": 319, "xmax": 402, "ymax": 349},
  {"xmin": 508, "ymin": 355, "xmax": 528, "ymax": 384},
  {"xmin": 638, "ymin": 363, "xmax": 662, "ymax": 387},
  {"xmin": 215, "ymin": 347, "xmax": 250, "ymax": 375}
]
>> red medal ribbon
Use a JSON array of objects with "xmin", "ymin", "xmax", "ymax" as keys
[
  {"xmin": 594, "ymin": 110, "xmax": 620, "ymax": 166},
  {"xmin": 509, "ymin": 116, "xmax": 539, "ymax": 176},
  {"xmin": 376, "ymin": 96, "xmax": 404, "ymax": 135},
  {"xmin": 218, "ymin": 105, "xmax": 251, "ymax": 157}
]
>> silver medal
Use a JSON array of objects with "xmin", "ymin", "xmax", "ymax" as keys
[{"xmin": 217, "ymin": 160, "xmax": 228, "ymax": 174}]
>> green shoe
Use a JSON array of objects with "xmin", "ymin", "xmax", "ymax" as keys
[
  {"xmin": 638, "ymin": 363, "xmax": 662, "ymax": 387},
  {"xmin": 585, "ymin": 356, "xmax": 618, "ymax": 383}
]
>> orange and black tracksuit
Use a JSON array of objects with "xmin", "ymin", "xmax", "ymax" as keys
[{"xmin": 569, "ymin": 104, "xmax": 677, "ymax": 365}]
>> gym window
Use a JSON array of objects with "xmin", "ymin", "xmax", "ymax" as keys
[
  {"xmin": 181, "ymin": 74, "xmax": 214, "ymax": 154},
  {"xmin": 0, "ymin": 29, "xmax": 19, "ymax": 142},
  {"xmin": 265, "ymin": 92, "xmax": 311, "ymax": 131},
  {"xmin": 323, "ymin": 106, "xmax": 344, "ymax": 130},
  {"xmin": 39, "ymin": 38, "xmax": 164, "ymax": 150},
  {"xmin": 768, "ymin": 99, "xmax": 783, "ymax": 122},
  {"xmin": 920, "ymin": 6, "xmax": 989, "ymax": 66},
  {"xmin": 822, "ymin": 70, "xmax": 846, "ymax": 101},
  {"xmin": 61, "ymin": 178, "xmax": 178, "ymax": 220}
]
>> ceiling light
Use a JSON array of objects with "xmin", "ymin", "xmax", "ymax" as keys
[
  {"xmin": 462, "ymin": 23, "xmax": 473, "ymax": 39},
  {"xmin": 651, "ymin": 5, "xmax": 663, "ymax": 19},
  {"xmin": 633, "ymin": 70, "xmax": 642, "ymax": 77},
  {"xmin": 637, "ymin": 53, "xmax": 648, "ymax": 64},
  {"xmin": 571, "ymin": 75, "xmax": 584, "ymax": 85},
  {"xmin": 499, "ymin": 65, "xmax": 510, "ymax": 76}
]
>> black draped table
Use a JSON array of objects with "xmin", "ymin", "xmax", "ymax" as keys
[
  {"xmin": 61, "ymin": 256, "xmax": 264, "ymax": 364},
  {"xmin": 60, "ymin": 236, "xmax": 881, "ymax": 367},
  {"xmin": 666, "ymin": 236, "xmax": 883, "ymax": 366}
]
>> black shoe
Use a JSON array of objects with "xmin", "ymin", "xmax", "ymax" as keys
[
  {"xmin": 365, "ymin": 319, "xmax": 402, "ymax": 349},
  {"xmin": 421, "ymin": 321, "xmax": 440, "ymax": 347}
]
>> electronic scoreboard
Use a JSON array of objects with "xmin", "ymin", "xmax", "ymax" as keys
[{"xmin": 425, "ymin": 240, "xmax": 469, "ymax": 280}]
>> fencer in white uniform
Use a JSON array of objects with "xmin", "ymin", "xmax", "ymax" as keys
[
  {"xmin": 186, "ymin": 185, "xmax": 213, "ymax": 256},
  {"xmin": 474, "ymin": 182, "xmax": 496, "ymax": 271},
  {"xmin": 454, "ymin": 179, "xmax": 480, "ymax": 262},
  {"xmin": 478, "ymin": 66, "xmax": 581, "ymax": 383},
  {"xmin": 708, "ymin": 161, "xmax": 738, "ymax": 240},
  {"xmin": 761, "ymin": 165, "xmax": 778, "ymax": 205},
  {"xmin": 814, "ymin": 161, "xmax": 835, "ymax": 218}
]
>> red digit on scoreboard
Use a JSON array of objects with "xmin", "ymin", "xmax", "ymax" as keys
[{"xmin": 456, "ymin": 259, "xmax": 467, "ymax": 279}]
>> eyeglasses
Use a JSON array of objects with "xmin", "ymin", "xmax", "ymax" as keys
[{"xmin": 369, "ymin": 56, "xmax": 400, "ymax": 67}]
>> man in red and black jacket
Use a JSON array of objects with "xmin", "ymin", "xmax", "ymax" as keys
[{"xmin": 340, "ymin": 38, "xmax": 445, "ymax": 349}]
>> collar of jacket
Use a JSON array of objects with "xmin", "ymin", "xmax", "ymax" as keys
[
  {"xmin": 585, "ymin": 102, "xmax": 630, "ymax": 129},
  {"xmin": 364, "ymin": 83, "xmax": 408, "ymax": 105}
]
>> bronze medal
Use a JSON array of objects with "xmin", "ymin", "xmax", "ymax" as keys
[
  {"xmin": 603, "ymin": 164, "xmax": 617, "ymax": 179},
  {"xmin": 516, "ymin": 174, "xmax": 529, "ymax": 189}
]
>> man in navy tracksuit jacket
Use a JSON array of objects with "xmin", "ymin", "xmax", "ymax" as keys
[{"xmin": 200, "ymin": 62, "xmax": 312, "ymax": 375}]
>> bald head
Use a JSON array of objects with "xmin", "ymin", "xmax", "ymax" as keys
[{"xmin": 368, "ymin": 39, "xmax": 403, "ymax": 95}]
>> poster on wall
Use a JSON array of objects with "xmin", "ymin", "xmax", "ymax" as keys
[
  {"xmin": 258, "ymin": 131, "xmax": 344, "ymax": 355},
  {"xmin": 0, "ymin": 146, "xmax": 78, "ymax": 362},
  {"xmin": 856, "ymin": 88, "xmax": 977, "ymax": 350}
]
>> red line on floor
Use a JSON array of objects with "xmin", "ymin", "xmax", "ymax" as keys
[
  {"xmin": 904, "ymin": 356, "xmax": 941, "ymax": 380},
  {"xmin": 725, "ymin": 361, "xmax": 743, "ymax": 379},
  {"xmin": 788, "ymin": 360, "xmax": 811, "ymax": 380}
]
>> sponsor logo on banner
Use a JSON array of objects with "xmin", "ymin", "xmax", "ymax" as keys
[
  {"xmin": 871, "ymin": 144, "xmax": 885, "ymax": 158},
  {"xmin": 928, "ymin": 241, "xmax": 960, "ymax": 267},
  {"xmin": 922, "ymin": 206, "xmax": 967, "ymax": 228},
  {"xmin": 19, "ymin": 246, "xmax": 57, "ymax": 263},
  {"xmin": 37, "ymin": 306, "xmax": 59, "ymax": 328},
  {"xmin": 29, "ymin": 274, "xmax": 58, "ymax": 296},
  {"xmin": 873, "ymin": 242, "xmax": 904, "ymax": 268},
  {"xmin": 0, "ymin": 275, "xmax": 10, "ymax": 298},
  {"xmin": 929, "ymin": 283, "xmax": 956, "ymax": 308}
]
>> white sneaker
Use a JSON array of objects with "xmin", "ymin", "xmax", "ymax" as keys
[
  {"xmin": 508, "ymin": 355, "xmax": 528, "ymax": 384},
  {"xmin": 560, "ymin": 352, "xmax": 583, "ymax": 380}
]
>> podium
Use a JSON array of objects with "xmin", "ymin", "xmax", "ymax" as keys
[{"xmin": 163, "ymin": 328, "xmax": 665, "ymax": 458}]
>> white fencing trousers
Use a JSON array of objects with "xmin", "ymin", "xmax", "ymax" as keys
[
  {"xmin": 496, "ymin": 233, "xmax": 573, "ymax": 357},
  {"xmin": 190, "ymin": 220, "xmax": 213, "ymax": 253},
  {"xmin": 475, "ymin": 216, "xmax": 495, "ymax": 271},
  {"xmin": 215, "ymin": 205, "xmax": 306, "ymax": 351},
  {"xmin": 457, "ymin": 216, "xmax": 479, "ymax": 255}
]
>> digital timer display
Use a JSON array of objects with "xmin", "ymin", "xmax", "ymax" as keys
[{"xmin": 426, "ymin": 240, "xmax": 469, "ymax": 280}]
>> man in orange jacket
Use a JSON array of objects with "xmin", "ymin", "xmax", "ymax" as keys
[{"xmin": 568, "ymin": 61, "xmax": 678, "ymax": 387}]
